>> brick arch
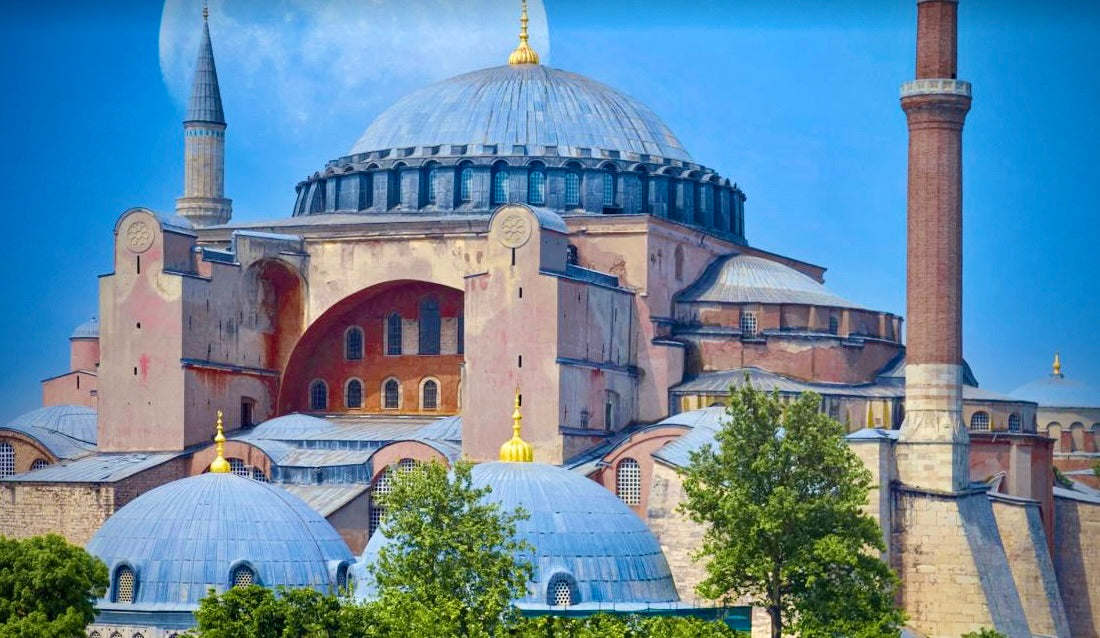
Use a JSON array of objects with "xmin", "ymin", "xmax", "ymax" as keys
[
  {"xmin": 0, "ymin": 431, "xmax": 59, "ymax": 474},
  {"xmin": 188, "ymin": 439, "xmax": 273, "ymax": 478},
  {"xmin": 242, "ymin": 258, "xmax": 305, "ymax": 373},
  {"xmin": 589, "ymin": 425, "xmax": 689, "ymax": 515},
  {"xmin": 278, "ymin": 280, "xmax": 464, "ymax": 416}
]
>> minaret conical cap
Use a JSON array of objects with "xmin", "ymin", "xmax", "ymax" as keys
[{"xmin": 186, "ymin": 6, "xmax": 225, "ymax": 124}]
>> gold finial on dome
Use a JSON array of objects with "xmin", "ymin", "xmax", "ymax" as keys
[
  {"xmin": 209, "ymin": 410, "xmax": 231, "ymax": 473},
  {"xmin": 1053, "ymin": 352, "xmax": 1062, "ymax": 376},
  {"xmin": 499, "ymin": 388, "xmax": 534, "ymax": 462},
  {"xmin": 507, "ymin": 0, "xmax": 540, "ymax": 66}
]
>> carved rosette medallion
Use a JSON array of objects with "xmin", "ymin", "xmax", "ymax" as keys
[
  {"xmin": 498, "ymin": 212, "xmax": 531, "ymax": 249},
  {"xmin": 126, "ymin": 221, "xmax": 154, "ymax": 253}
]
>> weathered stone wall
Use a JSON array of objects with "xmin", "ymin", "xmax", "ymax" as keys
[
  {"xmin": 990, "ymin": 496, "xmax": 1070, "ymax": 638},
  {"xmin": 1053, "ymin": 493, "xmax": 1100, "ymax": 638},
  {"xmin": 0, "ymin": 432, "xmax": 55, "ymax": 472},
  {"xmin": 645, "ymin": 461, "xmax": 708, "ymax": 604}
]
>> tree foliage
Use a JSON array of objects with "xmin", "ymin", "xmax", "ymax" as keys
[
  {"xmin": 679, "ymin": 383, "xmax": 905, "ymax": 638},
  {"xmin": 961, "ymin": 629, "xmax": 1006, "ymax": 638},
  {"xmin": 0, "ymin": 534, "xmax": 108, "ymax": 638},
  {"xmin": 507, "ymin": 614, "xmax": 741, "ymax": 637}
]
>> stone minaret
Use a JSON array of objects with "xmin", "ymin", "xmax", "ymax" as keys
[
  {"xmin": 896, "ymin": 0, "xmax": 972, "ymax": 493},
  {"xmin": 175, "ymin": 6, "xmax": 232, "ymax": 227}
]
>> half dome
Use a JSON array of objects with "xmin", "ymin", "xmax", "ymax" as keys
[
  {"xmin": 349, "ymin": 65, "xmax": 691, "ymax": 162},
  {"xmin": 71, "ymin": 317, "xmax": 99, "ymax": 339},
  {"xmin": 678, "ymin": 254, "xmax": 864, "ymax": 309}
]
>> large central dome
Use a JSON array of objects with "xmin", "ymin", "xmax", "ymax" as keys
[{"xmin": 349, "ymin": 64, "xmax": 691, "ymax": 162}]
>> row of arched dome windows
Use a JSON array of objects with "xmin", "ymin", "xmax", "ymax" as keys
[
  {"xmin": 344, "ymin": 302, "xmax": 454, "ymax": 361},
  {"xmin": 310, "ymin": 378, "xmax": 441, "ymax": 411},
  {"xmin": 0, "ymin": 443, "xmax": 48, "ymax": 477},
  {"xmin": 968, "ymin": 411, "xmax": 1023, "ymax": 432},
  {"xmin": 110, "ymin": 564, "xmax": 260, "ymax": 605}
]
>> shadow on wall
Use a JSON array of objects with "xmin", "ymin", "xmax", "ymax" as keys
[{"xmin": 1054, "ymin": 499, "xmax": 1096, "ymax": 638}]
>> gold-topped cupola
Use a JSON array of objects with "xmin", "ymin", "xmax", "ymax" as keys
[
  {"xmin": 499, "ymin": 389, "xmax": 534, "ymax": 462},
  {"xmin": 507, "ymin": 0, "xmax": 540, "ymax": 66},
  {"xmin": 209, "ymin": 410, "xmax": 231, "ymax": 473}
]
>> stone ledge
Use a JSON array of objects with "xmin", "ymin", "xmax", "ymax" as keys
[{"xmin": 900, "ymin": 78, "xmax": 972, "ymax": 98}]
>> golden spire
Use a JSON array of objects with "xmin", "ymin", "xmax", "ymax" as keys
[
  {"xmin": 209, "ymin": 410, "xmax": 231, "ymax": 473},
  {"xmin": 507, "ymin": 0, "xmax": 540, "ymax": 66},
  {"xmin": 1053, "ymin": 352, "xmax": 1062, "ymax": 376},
  {"xmin": 499, "ymin": 388, "xmax": 534, "ymax": 462}
]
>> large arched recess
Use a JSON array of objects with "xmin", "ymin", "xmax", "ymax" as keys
[
  {"xmin": 243, "ymin": 258, "xmax": 305, "ymax": 373},
  {"xmin": 278, "ymin": 280, "xmax": 464, "ymax": 416}
]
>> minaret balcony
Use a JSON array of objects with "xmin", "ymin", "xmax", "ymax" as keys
[{"xmin": 900, "ymin": 78, "xmax": 972, "ymax": 98}]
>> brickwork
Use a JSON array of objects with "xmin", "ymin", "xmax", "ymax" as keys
[
  {"xmin": 0, "ymin": 432, "xmax": 55, "ymax": 473},
  {"xmin": 1053, "ymin": 494, "xmax": 1100, "ymax": 638}
]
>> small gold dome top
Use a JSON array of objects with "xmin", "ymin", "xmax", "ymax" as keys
[
  {"xmin": 1053, "ymin": 352, "xmax": 1062, "ymax": 376},
  {"xmin": 209, "ymin": 410, "xmax": 231, "ymax": 474},
  {"xmin": 508, "ymin": 0, "xmax": 540, "ymax": 66},
  {"xmin": 499, "ymin": 389, "xmax": 534, "ymax": 462}
]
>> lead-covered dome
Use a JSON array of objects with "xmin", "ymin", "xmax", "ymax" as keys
[
  {"xmin": 678, "ymin": 254, "xmax": 864, "ymax": 309},
  {"xmin": 1012, "ymin": 372, "xmax": 1100, "ymax": 409},
  {"xmin": 86, "ymin": 473, "xmax": 353, "ymax": 608},
  {"xmin": 353, "ymin": 461, "xmax": 678, "ymax": 608},
  {"xmin": 350, "ymin": 65, "xmax": 691, "ymax": 162}
]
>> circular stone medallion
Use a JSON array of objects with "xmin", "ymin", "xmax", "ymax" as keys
[
  {"xmin": 498, "ymin": 212, "xmax": 532, "ymax": 249},
  {"xmin": 126, "ymin": 221, "xmax": 154, "ymax": 253}
]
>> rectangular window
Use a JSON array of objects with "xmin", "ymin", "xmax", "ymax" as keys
[
  {"xmin": 564, "ymin": 172, "xmax": 580, "ymax": 206},
  {"xmin": 603, "ymin": 173, "xmax": 615, "ymax": 207}
]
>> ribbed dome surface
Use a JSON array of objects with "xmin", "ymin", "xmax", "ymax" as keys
[
  {"xmin": 1011, "ymin": 374, "xmax": 1100, "ymax": 409},
  {"xmin": 71, "ymin": 318, "xmax": 99, "ymax": 339},
  {"xmin": 86, "ymin": 473, "xmax": 352, "ymax": 607},
  {"xmin": 353, "ymin": 461, "xmax": 678, "ymax": 606},
  {"xmin": 1, "ymin": 405, "xmax": 97, "ymax": 459},
  {"xmin": 679, "ymin": 255, "xmax": 863, "ymax": 309},
  {"xmin": 349, "ymin": 65, "xmax": 690, "ymax": 161}
]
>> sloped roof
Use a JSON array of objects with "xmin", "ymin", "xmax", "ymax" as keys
[
  {"xmin": 0, "ymin": 405, "xmax": 97, "ymax": 460},
  {"xmin": 677, "ymin": 255, "xmax": 864, "ymax": 309},
  {"xmin": 186, "ymin": 19, "xmax": 225, "ymax": 124}
]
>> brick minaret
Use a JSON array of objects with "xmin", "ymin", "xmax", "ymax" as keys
[
  {"xmin": 896, "ymin": 0, "xmax": 972, "ymax": 493},
  {"xmin": 175, "ymin": 6, "xmax": 232, "ymax": 227}
]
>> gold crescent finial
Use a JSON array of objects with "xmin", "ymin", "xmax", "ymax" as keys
[
  {"xmin": 210, "ymin": 410, "xmax": 231, "ymax": 473},
  {"xmin": 508, "ymin": 0, "xmax": 540, "ymax": 66},
  {"xmin": 1053, "ymin": 352, "xmax": 1062, "ymax": 376},
  {"xmin": 499, "ymin": 387, "xmax": 534, "ymax": 462}
]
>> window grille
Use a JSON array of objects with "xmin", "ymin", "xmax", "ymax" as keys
[
  {"xmin": 602, "ymin": 173, "xmax": 615, "ymax": 207},
  {"xmin": 460, "ymin": 168, "xmax": 473, "ymax": 202},
  {"xmin": 252, "ymin": 468, "xmax": 269, "ymax": 482},
  {"xmin": 90, "ymin": 633, "xmax": 102, "ymax": 638},
  {"xmin": 115, "ymin": 566, "xmax": 135, "ymax": 603},
  {"xmin": 552, "ymin": 579, "xmax": 572, "ymax": 606},
  {"xmin": 422, "ymin": 380, "xmax": 439, "ymax": 410},
  {"xmin": 132, "ymin": 633, "xmax": 145, "ymax": 638},
  {"xmin": 528, "ymin": 170, "xmax": 546, "ymax": 205},
  {"xmin": 616, "ymin": 458, "xmax": 642, "ymax": 505},
  {"xmin": 492, "ymin": 168, "xmax": 508, "ymax": 204},
  {"xmin": 369, "ymin": 468, "xmax": 393, "ymax": 536},
  {"xmin": 345, "ymin": 327, "xmax": 363, "ymax": 360},
  {"xmin": 384, "ymin": 379, "xmax": 400, "ymax": 409},
  {"xmin": 232, "ymin": 565, "xmax": 254, "ymax": 588},
  {"xmin": 426, "ymin": 167, "xmax": 437, "ymax": 204},
  {"xmin": 419, "ymin": 298, "xmax": 441, "ymax": 355},
  {"xmin": 1008, "ymin": 413, "xmax": 1021, "ymax": 432},
  {"xmin": 398, "ymin": 458, "xmax": 418, "ymax": 474},
  {"xmin": 228, "ymin": 458, "xmax": 250, "ymax": 478},
  {"xmin": 110, "ymin": 633, "xmax": 123, "ymax": 638},
  {"xmin": 0, "ymin": 443, "xmax": 14, "ymax": 477},
  {"xmin": 564, "ymin": 172, "xmax": 580, "ymax": 206},
  {"xmin": 828, "ymin": 316, "xmax": 839, "ymax": 335},
  {"xmin": 30, "ymin": 459, "xmax": 49, "ymax": 471},
  {"xmin": 336, "ymin": 563, "xmax": 349, "ymax": 590},
  {"xmin": 386, "ymin": 313, "xmax": 402, "ymax": 355},
  {"xmin": 740, "ymin": 312, "xmax": 758, "ymax": 338},
  {"xmin": 970, "ymin": 411, "xmax": 990, "ymax": 431},
  {"xmin": 309, "ymin": 380, "xmax": 328, "ymax": 411},
  {"xmin": 346, "ymin": 379, "xmax": 363, "ymax": 409}
]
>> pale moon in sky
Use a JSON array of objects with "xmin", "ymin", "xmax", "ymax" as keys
[{"xmin": 159, "ymin": 0, "xmax": 551, "ymax": 148}]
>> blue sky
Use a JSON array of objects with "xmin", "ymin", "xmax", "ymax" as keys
[{"xmin": 0, "ymin": 1, "xmax": 1097, "ymax": 423}]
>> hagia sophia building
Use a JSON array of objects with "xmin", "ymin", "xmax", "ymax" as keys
[{"xmin": 2, "ymin": 1, "xmax": 1099, "ymax": 637}]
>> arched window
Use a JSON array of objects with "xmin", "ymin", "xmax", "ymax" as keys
[
  {"xmin": 1008, "ymin": 413, "xmax": 1021, "ymax": 432},
  {"xmin": 336, "ymin": 563, "xmax": 349, "ymax": 591},
  {"xmin": 383, "ymin": 379, "xmax": 400, "ymax": 410},
  {"xmin": 369, "ymin": 468, "xmax": 393, "ymax": 536},
  {"xmin": 114, "ymin": 566, "xmax": 135, "ymax": 603},
  {"xmin": 674, "ymin": 246, "xmax": 684, "ymax": 282},
  {"xmin": 386, "ymin": 313, "xmax": 402, "ymax": 355},
  {"xmin": 424, "ymin": 162, "xmax": 438, "ymax": 205},
  {"xmin": 602, "ymin": 171, "xmax": 616, "ymax": 207},
  {"xmin": 110, "ymin": 633, "xmax": 122, "ymax": 638},
  {"xmin": 828, "ymin": 316, "xmax": 839, "ymax": 335},
  {"xmin": 459, "ymin": 166, "xmax": 473, "ymax": 203},
  {"xmin": 564, "ymin": 170, "xmax": 580, "ymax": 207},
  {"xmin": 970, "ymin": 411, "xmax": 990, "ymax": 431},
  {"xmin": 30, "ymin": 459, "xmax": 49, "ymax": 471},
  {"xmin": 391, "ymin": 162, "xmax": 405, "ymax": 209},
  {"xmin": 398, "ymin": 458, "xmax": 418, "ymax": 474},
  {"xmin": 345, "ymin": 326, "xmax": 363, "ymax": 360},
  {"xmin": 90, "ymin": 632, "xmax": 103, "ymax": 638},
  {"xmin": 616, "ymin": 458, "xmax": 641, "ymax": 505},
  {"xmin": 309, "ymin": 380, "xmax": 328, "ymax": 411},
  {"xmin": 740, "ymin": 312, "xmax": 758, "ymax": 338},
  {"xmin": 231, "ymin": 564, "xmax": 254, "ymax": 588},
  {"xmin": 604, "ymin": 390, "xmax": 620, "ymax": 431},
  {"xmin": 228, "ymin": 458, "xmax": 250, "ymax": 478},
  {"xmin": 346, "ymin": 379, "xmax": 363, "ymax": 409},
  {"xmin": 528, "ymin": 164, "xmax": 546, "ymax": 205},
  {"xmin": 0, "ymin": 442, "xmax": 13, "ymax": 477},
  {"xmin": 548, "ymin": 576, "xmax": 575, "ymax": 606},
  {"xmin": 491, "ymin": 163, "xmax": 509, "ymax": 205},
  {"xmin": 133, "ymin": 634, "xmax": 145, "ymax": 638},
  {"xmin": 421, "ymin": 379, "xmax": 439, "ymax": 410},
  {"xmin": 419, "ymin": 297, "xmax": 441, "ymax": 355}
]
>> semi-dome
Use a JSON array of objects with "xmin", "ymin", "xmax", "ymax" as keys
[
  {"xmin": 1011, "ymin": 358, "xmax": 1100, "ymax": 409},
  {"xmin": 1, "ymin": 405, "xmax": 97, "ymax": 460},
  {"xmin": 350, "ymin": 64, "xmax": 691, "ymax": 162},
  {"xmin": 86, "ymin": 473, "xmax": 353, "ymax": 609},
  {"xmin": 678, "ymin": 254, "xmax": 864, "ymax": 309},
  {"xmin": 71, "ymin": 317, "xmax": 99, "ymax": 339},
  {"xmin": 353, "ymin": 461, "xmax": 679, "ymax": 608}
]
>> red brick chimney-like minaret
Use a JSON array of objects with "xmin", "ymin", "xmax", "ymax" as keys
[{"xmin": 897, "ymin": 0, "xmax": 973, "ymax": 493}]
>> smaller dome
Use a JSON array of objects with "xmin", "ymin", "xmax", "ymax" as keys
[
  {"xmin": 353, "ymin": 461, "xmax": 678, "ymax": 607},
  {"xmin": 678, "ymin": 255, "xmax": 864, "ymax": 309},
  {"xmin": 86, "ymin": 473, "xmax": 353, "ymax": 608},
  {"xmin": 246, "ymin": 413, "xmax": 338, "ymax": 439},
  {"xmin": 1011, "ymin": 370, "xmax": 1100, "ymax": 409},
  {"xmin": 71, "ymin": 318, "xmax": 99, "ymax": 339},
  {"xmin": 1, "ymin": 405, "xmax": 97, "ymax": 460}
]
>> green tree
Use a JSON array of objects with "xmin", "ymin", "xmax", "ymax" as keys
[
  {"xmin": 367, "ymin": 460, "xmax": 532, "ymax": 638},
  {"xmin": 679, "ymin": 383, "xmax": 905, "ymax": 638},
  {"xmin": 0, "ymin": 534, "xmax": 108, "ymax": 638},
  {"xmin": 961, "ymin": 629, "xmax": 1006, "ymax": 638},
  {"xmin": 507, "ymin": 614, "xmax": 741, "ymax": 637},
  {"xmin": 194, "ymin": 586, "xmax": 356, "ymax": 638}
]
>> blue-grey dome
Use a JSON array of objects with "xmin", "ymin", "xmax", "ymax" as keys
[
  {"xmin": 678, "ymin": 255, "xmax": 864, "ymax": 309},
  {"xmin": 353, "ymin": 461, "xmax": 678, "ymax": 608},
  {"xmin": 1011, "ymin": 373, "xmax": 1100, "ymax": 409},
  {"xmin": 71, "ymin": 317, "xmax": 99, "ymax": 339},
  {"xmin": 350, "ymin": 65, "xmax": 691, "ymax": 162},
  {"xmin": 1, "ymin": 405, "xmax": 97, "ymax": 460},
  {"xmin": 86, "ymin": 473, "xmax": 353, "ymax": 608}
]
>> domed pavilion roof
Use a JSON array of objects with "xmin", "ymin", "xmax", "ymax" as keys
[
  {"xmin": 678, "ymin": 254, "xmax": 864, "ymax": 309},
  {"xmin": 353, "ymin": 460, "xmax": 679, "ymax": 608},
  {"xmin": 71, "ymin": 317, "xmax": 99, "ymax": 339},
  {"xmin": 349, "ymin": 64, "xmax": 691, "ymax": 162},
  {"xmin": 1, "ymin": 405, "xmax": 97, "ymax": 460},
  {"xmin": 86, "ymin": 473, "xmax": 353, "ymax": 609},
  {"xmin": 1011, "ymin": 356, "xmax": 1100, "ymax": 409}
]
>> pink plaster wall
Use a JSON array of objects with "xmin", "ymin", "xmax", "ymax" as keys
[{"xmin": 41, "ymin": 371, "xmax": 97, "ymax": 409}]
